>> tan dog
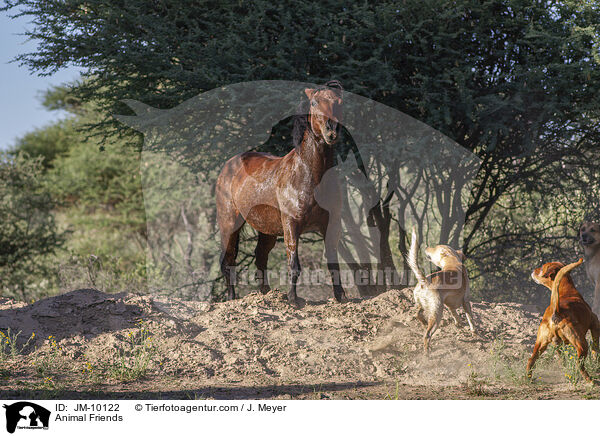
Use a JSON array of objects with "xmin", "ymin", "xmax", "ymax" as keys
[
  {"xmin": 579, "ymin": 221, "xmax": 600, "ymax": 316},
  {"xmin": 406, "ymin": 232, "xmax": 475, "ymax": 352},
  {"xmin": 527, "ymin": 259, "xmax": 600, "ymax": 383}
]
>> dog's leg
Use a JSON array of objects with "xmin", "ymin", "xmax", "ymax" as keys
[
  {"xmin": 449, "ymin": 307, "xmax": 463, "ymax": 327},
  {"xmin": 593, "ymin": 281, "xmax": 600, "ymax": 317},
  {"xmin": 575, "ymin": 341, "xmax": 593, "ymax": 383},
  {"xmin": 561, "ymin": 325, "xmax": 593, "ymax": 383},
  {"xmin": 591, "ymin": 315, "xmax": 600, "ymax": 359},
  {"xmin": 462, "ymin": 299, "xmax": 475, "ymax": 332},
  {"xmin": 423, "ymin": 308, "xmax": 443, "ymax": 353},
  {"xmin": 414, "ymin": 288, "xmax": 427, "ymax": 325},
  {"xmin": 526, "ymin": 336, "xmax": 550, "ymax": 379},
  {"xmin": 554, "ymin": 342, "xmax": 563, "ymax": 359},
  {"xmin": 416, "ymin": 307, "xmax": 427, "ymax": 326}
]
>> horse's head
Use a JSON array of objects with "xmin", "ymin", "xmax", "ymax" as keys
[{"xmin": 304, "ymin": 80, "xmax": 343, "ymax": 145}]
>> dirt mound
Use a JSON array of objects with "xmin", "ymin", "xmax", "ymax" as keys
[
  {"xmin": 0, "ymin": 289, "xmax": 142, "ymax": 340},
  {"xmin": 2, "ymin": 288, "xmax": 593, "ymax": 399}
]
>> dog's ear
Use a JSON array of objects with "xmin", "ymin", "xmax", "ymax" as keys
[
  {"xmin": 456, "ymin": 250, "xmax": 466, "ymax": 262},
  {"xmin": 541, "ymin": 266, "xmax": 553, "ymax": 279},
  {"xmin": 542, "ymin": 263, "xmax": 561, "ymax": 280}
]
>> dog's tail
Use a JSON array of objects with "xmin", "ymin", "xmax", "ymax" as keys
[
  {"xmin": 406, "ymin": 231, "xmax": 428, "ymax": 286},
  {"xmin": 551, "ymin": 258, "xmax": 584, "ymax": 323}
]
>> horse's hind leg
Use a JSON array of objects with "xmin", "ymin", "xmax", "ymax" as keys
[
  {"xmin": 255, "ymin": 232, "xmax": 277, "ymax": 294},
  {"xmin": 220, "ymin": 227, "xmax": 242, "ymax": 300},
  {"xmin": 218, "ymin": 211, "xmax": 245, "ymax": 300}
]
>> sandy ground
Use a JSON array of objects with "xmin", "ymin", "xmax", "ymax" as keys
[{"xmin": 1, "ymin": 288, "xmax": 599, "ymax": 400}]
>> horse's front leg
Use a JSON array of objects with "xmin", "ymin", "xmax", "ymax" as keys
[
  {"xmin": 255, "ymin": 232, "xmax": 277, "ymax": 294},
  {"xmin": 282, "ymin": 218, "xmax": 301, "ymax": 308},
  {"xmin": 322, "ymin": 218, "xmax": 347, "ymax": 303}
]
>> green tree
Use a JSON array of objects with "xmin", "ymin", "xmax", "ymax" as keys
[
  {"xmin": 0, "ymin": 152, "xmax": 65, "ymax": 299},
  {"xmin": 9, "ymin": 86, "xmax": 147, "ymax": 297},
  {"xmin": 5, "ymin": 0, "xmax": 600, "ymax": 299},
  {"xmin": 12, "ymin": 120, "xmax": 74, "ymax": 170}
]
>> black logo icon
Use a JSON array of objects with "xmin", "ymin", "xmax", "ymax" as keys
[{"xmin": 2, "ymin": 402, "xmax": 50, "ymax": 433}]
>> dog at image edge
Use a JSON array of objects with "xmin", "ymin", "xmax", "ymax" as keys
[
  {"xmin": 405, "ymin": 232, "xmax": 475, "ymax": 353},
  {"xmin": 579, "ymin": 221, "xmax": 600, "ymax": 316},
  {"xmin": 527, "ymin": 258, "xmax": 600, "ymax": 383}
]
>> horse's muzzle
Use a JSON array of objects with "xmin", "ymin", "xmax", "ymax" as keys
[{"xmin": 324, "ymin": 120, "xmax": 338, "ymax": 143}]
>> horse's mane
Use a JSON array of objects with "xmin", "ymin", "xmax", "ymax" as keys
[{"xmin": 292, "ymin": 80, "xmax": 343, "ymax": 149}]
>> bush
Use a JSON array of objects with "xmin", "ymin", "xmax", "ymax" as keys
[{"xmin": 0, "ymin": 152, "xmax": 65, "ymax": 299}]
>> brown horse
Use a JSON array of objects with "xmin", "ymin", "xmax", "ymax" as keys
[{"xmin": 215, "ymin": 80, "xmax": 347, "ymax": 307}]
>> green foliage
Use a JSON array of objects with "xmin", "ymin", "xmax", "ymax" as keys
[
  {"xmin": 40, "ymin": 84, "xmax": 84, "ymax": 114},
  {"xmin": 5, "ymin": 0, "xmax": 599, "ymax": 152},
  {"xmin": 0, "ymin": 329, "xmax": 35, "ymax": 361},
  {"xmin": 3, "ymin": 1, "xmax": 600, "ymax": 302},
  {"xmin": 8, "ymin": 85, "xmax": 147, "ymax": 299},
  {"xmin": 47, "ymin": 133, "xmax": 143, "ymax": 216},
  {"xmin": 11, "ymin": 121, "xmax": 76, "ymax": 170},
  {"xmin": 49, "ymin": 145, "xmax": 146, "ymax": 294},
  {"xmin": 0, "ymin": 152, "xmax": 65, "ymax": 298},
  {"xmin": 105, "ymin": 321, "xmax": 157, "ymax": 381},
  {"xmin": 554, "ymin": 343, "xmax": 600, "ymax": 386},
  {"xmin": 34, "ymin": 335, "xmax": 65, "ymax": 377},
  {"xmin": 489, "ymin": 339, "xmax": 532, "ymax": 385}
]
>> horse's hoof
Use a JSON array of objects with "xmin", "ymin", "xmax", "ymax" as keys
[
  {"xmin": 336, "ymin": 294, "xmax": 348, "ymax": 303},
  {"xmin": 287, "ymin": 292, "xmax": 299, "ymax": 308}
]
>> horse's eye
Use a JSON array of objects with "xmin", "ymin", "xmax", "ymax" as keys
[{"xmin": 311, "ymin": 100, "xmax": 317, "ymax": 107}]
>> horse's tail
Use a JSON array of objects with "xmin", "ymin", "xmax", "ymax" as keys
[
  {"xmin": 551, "ymin": 258, "xmax": 584, "ymax": 323},
  {"xmin": 406, "ymin": 231, "xmax": 428, "ymax": 286}
]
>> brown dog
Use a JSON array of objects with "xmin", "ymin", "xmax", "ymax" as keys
[
  {"xmin": 579, "ymin": 221, "xmax": 600, "ymax": 316},
  {"xmin": 406, "ymin": 232, "xmax": 475, "ymax": 352},
  {"xmin": 527, "ymin": 258, "xmax": 600, "ymax": 383}
]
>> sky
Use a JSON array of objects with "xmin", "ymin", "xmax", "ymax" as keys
[{"xmin": 0, "ymin": 11, "xmax": 83, "ymax": 150}]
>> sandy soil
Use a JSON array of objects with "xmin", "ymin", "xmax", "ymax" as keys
[{"xmin": 1, "ymin": 288, "xmax": 599, "ymax": 400}]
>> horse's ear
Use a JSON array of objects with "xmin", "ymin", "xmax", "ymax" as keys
[{"xmin": 304, "ymin": 88, "xmax": 316, "ymax": 99}]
